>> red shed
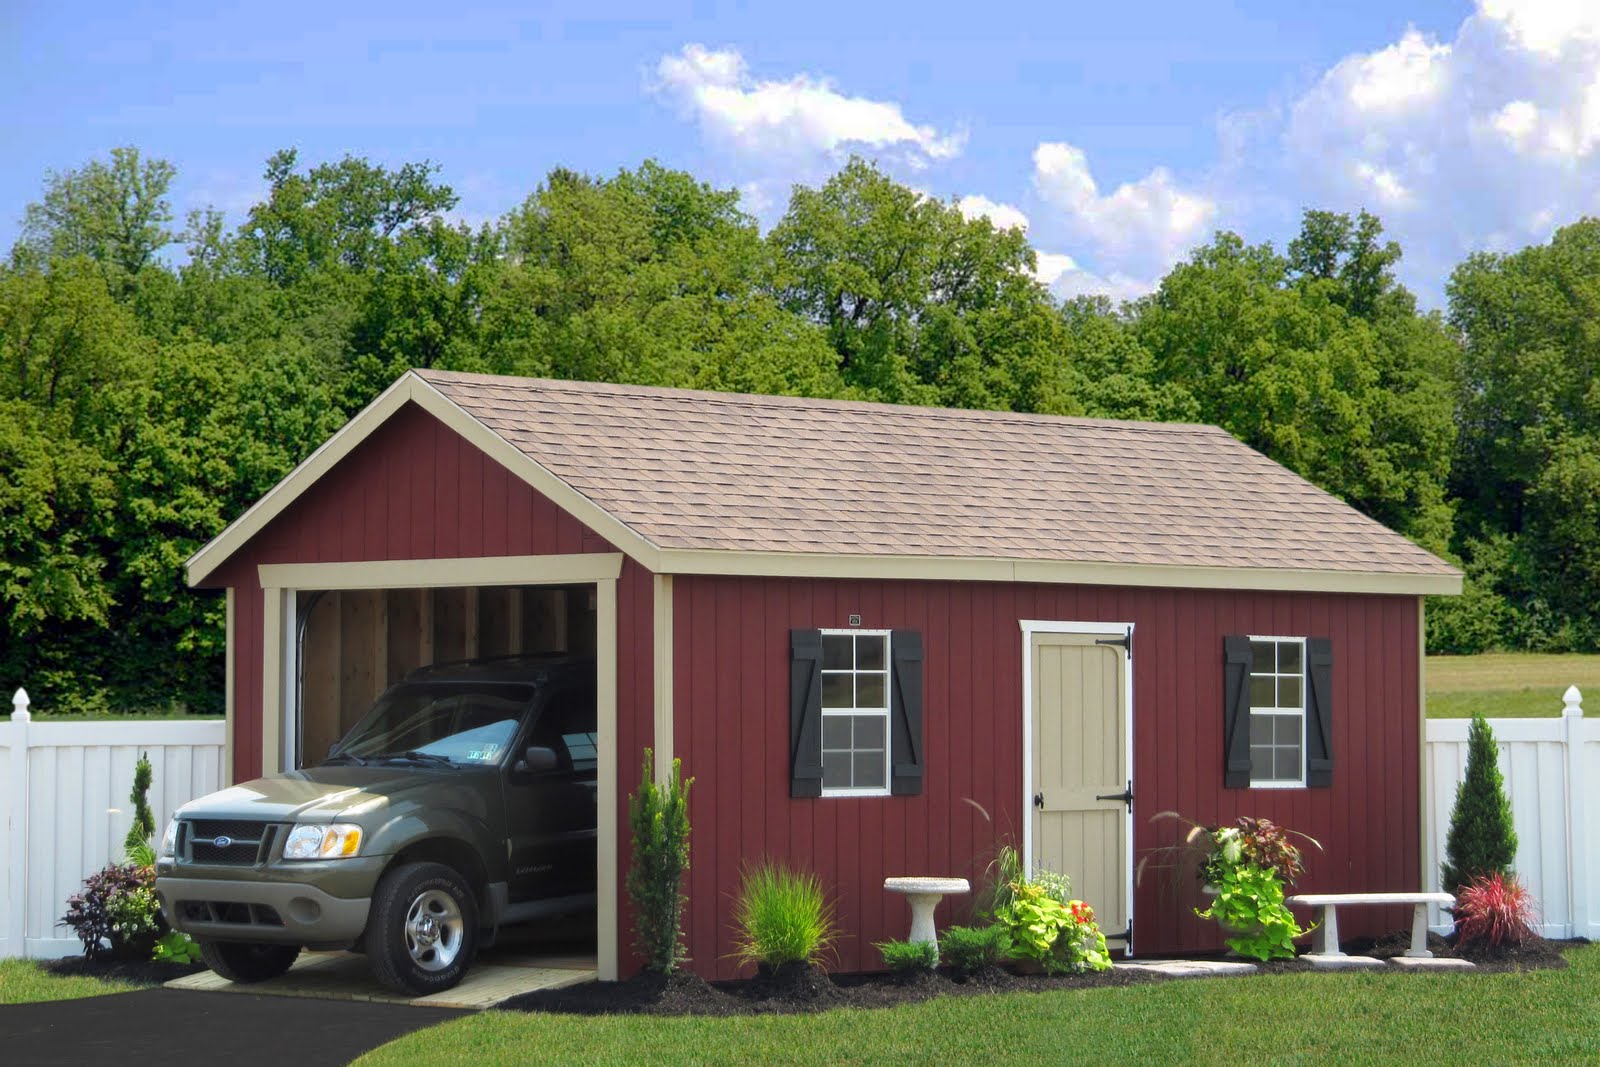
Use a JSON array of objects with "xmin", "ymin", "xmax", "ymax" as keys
[{"xmin": 186, "ymin": 369, "xmax": 1461, "ymax": 979}]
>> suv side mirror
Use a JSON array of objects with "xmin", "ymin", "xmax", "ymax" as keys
[{"xmin": 517, "ymin": 746, "xmax": 559, "ymax": 773}]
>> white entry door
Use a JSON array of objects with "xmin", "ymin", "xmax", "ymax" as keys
[{"xmin": 1028, "ymin": 627, "xmax": 1132, "ymax": 947}]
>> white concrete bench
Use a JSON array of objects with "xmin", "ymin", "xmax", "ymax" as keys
[{"xmin": 1286, "ymin": 892, "xmax": 1455, "ymax": 959}]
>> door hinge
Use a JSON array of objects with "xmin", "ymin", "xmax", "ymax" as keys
[
  {"xmin": 1105, "ymin": 918, "xmax": 1132, "ymax": 944},
  {"xmin": 1095, "ymin": 779, "xmax": 1134, "ymax": 814},
  {"xmin": 1095, "ymin": 628, "xmax": 1132, "ymax": 658},
  {"xmin": 1033, "ymin": 791, "xmax": 1044, "ymax": 809}
]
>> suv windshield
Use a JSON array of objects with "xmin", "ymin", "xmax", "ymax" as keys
[{"xmin": 330, "ymin": 683, "xmax": 535, "ymax": 766}]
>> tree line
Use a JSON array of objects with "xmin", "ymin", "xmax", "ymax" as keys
[{"xmin": 0, "ymin": 147, "xmax": 1589, "ymax": 711}]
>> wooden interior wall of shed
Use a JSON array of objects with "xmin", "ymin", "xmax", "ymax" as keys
[
  {"xmin": 671, "ymin": 575, "xmax": 1422, "ymax": 977},
  {"xmin": 296, "ymin": 586, "xmax": 587, "ymax": 767}
]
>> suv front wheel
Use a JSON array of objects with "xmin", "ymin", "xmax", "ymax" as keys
[
  {"xmin": 365, "ymin": 861, "xmax": 478, "ymax": 995},
  {"xmin": 198, "ymin": 939, "xmax": 300, "ymax": 983}
]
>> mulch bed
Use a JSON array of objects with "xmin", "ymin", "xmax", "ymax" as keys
[
  {"xmin": 502, "ymin": 932, "xmax": 1579, "ymax": 1018},
  {"xmin": 40, "ymin": 955, "xmax": 208, "ymax": 985}
]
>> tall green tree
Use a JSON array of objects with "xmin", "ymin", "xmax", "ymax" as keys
[
  {"xmin": 14, "ymin": 147, "xmax": 177, "ymax": 291},
  {"xmin": 1136, "ymin": 215, "xmax": 1455, "ymax": 549},
  {"xmin": 769, "ymin": 158, "xmax": 1067, "ymax": 410}
]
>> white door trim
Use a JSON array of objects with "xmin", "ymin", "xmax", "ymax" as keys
[{"xmin": 1019, "ymin": 619, "xmax": 1135, "ymax": 953}]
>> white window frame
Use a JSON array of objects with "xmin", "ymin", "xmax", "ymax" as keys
[
  {"xmin": 1247, "ymin": 635, "xmax": 1307, "ymax": 789},
  {"xmin": 819, "ymin": 628, "xmax": 893, "ymax": 798}
]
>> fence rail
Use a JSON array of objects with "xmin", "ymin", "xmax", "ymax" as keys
[
  {"xmin": 1423, "ymin": 686, "xmax": 1597, "ymax": 939},
  {"xmin": 1, "ymin": 688, "xmax": 226, "ymax": 959}
]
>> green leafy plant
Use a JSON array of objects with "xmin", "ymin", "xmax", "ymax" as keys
[
  {"xmin": 152, "ymin": 930, "xmax": 203, "ymax": 965},
  {"xmin": 123, "ymin": 750, "xmax": 155, "ymax": 860},
  {"xmin": 625, "ymin": 750, "xmax": 695, "ymax": 974},
  {"xmin": 729, "ymin": 860, "xmax": 838, "ymax": 970},
  {"xmin": 1194, "ymin": 863, "xmax": 1305, "ymax": 961},
  {"xmin": 992, "ymin": 877, "xmax": 1111, "ymax": 975},
  {"xmin": 939, "ymin": 924, "xmax": 1007, "ymax": 975},
  {"xmin": 63, "ymin": 864, "xmax": 165, "ymax": 960},
  {"xmin": 1441, "ymin": 714, "xmax": 1518, "ymax": 895},
  {"xmin": 1454, "ymin": 872, "xmax": 1538, "ymax": 950},
  {"xmin": 875, "ymin": 938, "xmax": 939, "ymax": 973}
]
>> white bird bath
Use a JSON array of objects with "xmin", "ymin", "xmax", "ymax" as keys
[{"xmin": 883, "ymin": 876, "xmax": 971, "ymax": 948}]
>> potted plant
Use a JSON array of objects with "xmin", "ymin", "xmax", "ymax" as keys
[{"xmin": 1141, "ymin": 812, "xmax": 1320, "ymax": 962}]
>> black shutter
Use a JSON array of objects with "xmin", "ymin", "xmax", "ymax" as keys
[
  {"xmin": 790, "ymin": 629, "xmax": 824, "ymax": 798},
  {"xmin": 1305, "ymin": 637, "xmax": 1334, "ymax": 788},
  {"xmin": 1223, "ymin": 635, "xmax": 1253, "ymax": 788},
  {"xmin": 889, "ymin": 630, "xmax": 924, "ymax": 796}
]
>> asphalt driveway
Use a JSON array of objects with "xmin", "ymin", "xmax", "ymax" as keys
[{"xmin": 2, "ymin": 988, "xmax": 466, "ymax": 1067}]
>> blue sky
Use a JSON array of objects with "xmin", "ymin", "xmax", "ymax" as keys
[{"xmin": 8, "ymin": 0, "xmax": 1598, "ymax": 304}]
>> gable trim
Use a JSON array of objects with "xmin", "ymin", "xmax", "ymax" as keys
[{"xmin": 185, "ymin": 373, "xmax": 663, "ymax": 587}]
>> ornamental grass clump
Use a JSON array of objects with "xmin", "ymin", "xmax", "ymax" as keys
[
  {"xmin": 1454, "ymin": 871, "xmax": 1539, "ymax": 951},
  {"xmin": 626, "ymin": 751, "xmax": 695, "ymax": 975},
  {"xmin": 730, "ymin": 861, "xmax": 838, "ymax": 970}
]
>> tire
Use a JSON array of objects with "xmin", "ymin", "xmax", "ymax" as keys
[
  {"xmin": 365, "ymin": 861, "xmax": 478, "ymax": 995},
  {"xmin": 198, "ymin": 939, "xmax": 300, "ymax": 983}
]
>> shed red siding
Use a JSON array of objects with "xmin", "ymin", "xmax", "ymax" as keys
[
  {"xmin": 673, "ymin": 576, "xmax": 1421, "ymax": 976},
  {"xmin": 206, "ymin": 402, "xmax": 656, "ymax": 967}
]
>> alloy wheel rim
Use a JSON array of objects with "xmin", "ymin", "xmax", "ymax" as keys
[{"xmin": 404, "ymin": 889, "xmax": 463, "ymax": 971}]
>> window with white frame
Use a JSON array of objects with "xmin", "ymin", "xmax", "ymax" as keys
[
  {"xmin": 820, "ymin": 630, "xmax": 890, "ymax": 795},
  {"xmin": 1248, "ymin": 637, "xmax": 1305, "ymax": 787}
]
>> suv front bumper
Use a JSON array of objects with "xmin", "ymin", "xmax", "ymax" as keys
[{"xmin": 156, "ymin": 860, "xmax": 385, "ymax": 948}]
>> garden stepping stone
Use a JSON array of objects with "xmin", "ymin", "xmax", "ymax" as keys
[
  {"xmin": 1304, "ymin": 954, "xmax": 1384, "ymax": 970},
  {"xmin": 1387, "ymin": 956, "xmax": 1476, "ymax": 971},
  {"xmin": 1114, "ymin": 960, "xmax": 1258, "ymax": 978}
]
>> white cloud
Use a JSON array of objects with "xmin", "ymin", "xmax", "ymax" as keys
[
  {"xmin": 653, "ymin": 44, "xmax": 964, "ymax": 167},
  {"xmin": 1337, "ymin": 30, "xmax": 1452, "ymax": 114},
  {"xmin": 1478, "ymin": 0, "xmax": 1600, "ymax": 56},
  {"xmin": 1275, "ymin": 1, "xmax": 1600, "ymax": 295},
  {"xmin": 1032, "ymin": 141, "xmax": 1216, "ymax": 273},
  {"xmin": 956, "ymin": 194, "xmax": 1030, "ymax": 233},
  {"xmin": 1031, "ymin": 250, "xmax": 1077, "ymax": 286}
]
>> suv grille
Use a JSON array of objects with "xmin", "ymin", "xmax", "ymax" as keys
[{"xmin": 181, "ymin": 819, "xmax": 280, "ymax": 866}]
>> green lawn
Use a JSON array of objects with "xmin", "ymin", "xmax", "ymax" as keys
[
  {"xmin": 0, "ymin": 959, "xmax": 137, "ymax": 1004},
  {"xmin": 358, "ymin": 945, "xmax": 1600, "ymax": 1067},
  {"xmin": 1427, "ymin": 652, "xmax": 1600, "ymax": 717}
]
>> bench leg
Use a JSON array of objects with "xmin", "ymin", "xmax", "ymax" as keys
[
  {"xmin": 1311, "ymin": 905, "xmax": 1343, "ymax": 956},
  {"xmin": 1406, "ymin": 903, "xmax": 1434, "ymax": 959}
]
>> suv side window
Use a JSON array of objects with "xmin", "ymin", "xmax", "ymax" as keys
[{"xmin": 522, "ymin": 680, "xmax": 598, "ymax": 774}]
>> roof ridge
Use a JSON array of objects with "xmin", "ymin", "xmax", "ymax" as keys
[{"xmin": 413, "ymin": 368, "xmax": 1232, "ymax": 437}]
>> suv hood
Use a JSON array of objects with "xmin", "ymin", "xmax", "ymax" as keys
[{"xmin": 177, "ymin": 765, "xmax": 469, "ymax": 823}]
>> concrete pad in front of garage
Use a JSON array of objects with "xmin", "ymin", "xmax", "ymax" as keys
[{"xmin": 166, "ymin": 949, "xmax": 595, "ymax": 1010}]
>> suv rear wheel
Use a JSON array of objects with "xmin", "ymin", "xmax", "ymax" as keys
[
  {"xmin": 365, "ymin": 861, "xmax": 478, "ymax": 995},
  {"xmin": 198, "ymin": 939, "xmax": 300, "ymax": 983}
]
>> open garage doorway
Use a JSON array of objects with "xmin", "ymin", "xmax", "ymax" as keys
[{"xmin": 293, "ymin": 584, "xmax": 597, "ymax": 767}]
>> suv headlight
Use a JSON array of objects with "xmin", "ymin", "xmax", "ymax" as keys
[
  {"xmin": 160, "ymin": 818, "xmax": 179, "ymax": 859},
  {"xmin": 283, "ymin": 823, "xmax": 364, "ymax": 860}
]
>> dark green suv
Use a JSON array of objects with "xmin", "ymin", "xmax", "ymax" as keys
[{"xmin": 154, "ymin": 655, "xmax": 597, "ymax": 995}]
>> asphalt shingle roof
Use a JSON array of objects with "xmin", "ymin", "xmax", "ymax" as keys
[{"xmin": 416, "ymin": 369, "xmax": 1456, "ymax": 577}]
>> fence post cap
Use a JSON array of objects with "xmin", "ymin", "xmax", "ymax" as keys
[
  {"xmin": 1564, "ymin": 685, "xmax": 1583, "ymax": 717},
  {"xmin": 11, "ymin": 687, "xmax": 29, "ymax": 721}
]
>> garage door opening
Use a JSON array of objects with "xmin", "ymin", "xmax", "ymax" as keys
[{"xmin": 290, "ymin": 581, "xmax": 600, "ymax": 970}]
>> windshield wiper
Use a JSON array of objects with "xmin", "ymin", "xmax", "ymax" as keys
[
  {"xmin": 321, "ymin": 752, "xmax": 368, "ymax": 766},
  {"xmin": 383, "ymin": 750, "xmax": 456, "ymax": 768}
]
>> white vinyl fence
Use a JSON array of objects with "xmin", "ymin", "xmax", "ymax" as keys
[
  {"xmin": 1, "ymin": 688, "xmax": 226, "ymax": 959},
  {"xmin": 1423, "ymin": 686, "xmax": 1599, "ymax": 939}
]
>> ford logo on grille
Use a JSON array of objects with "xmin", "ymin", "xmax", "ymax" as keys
[{"xmin": 211, "ymin": 836, "xmax": 233, "ymax": 848}]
